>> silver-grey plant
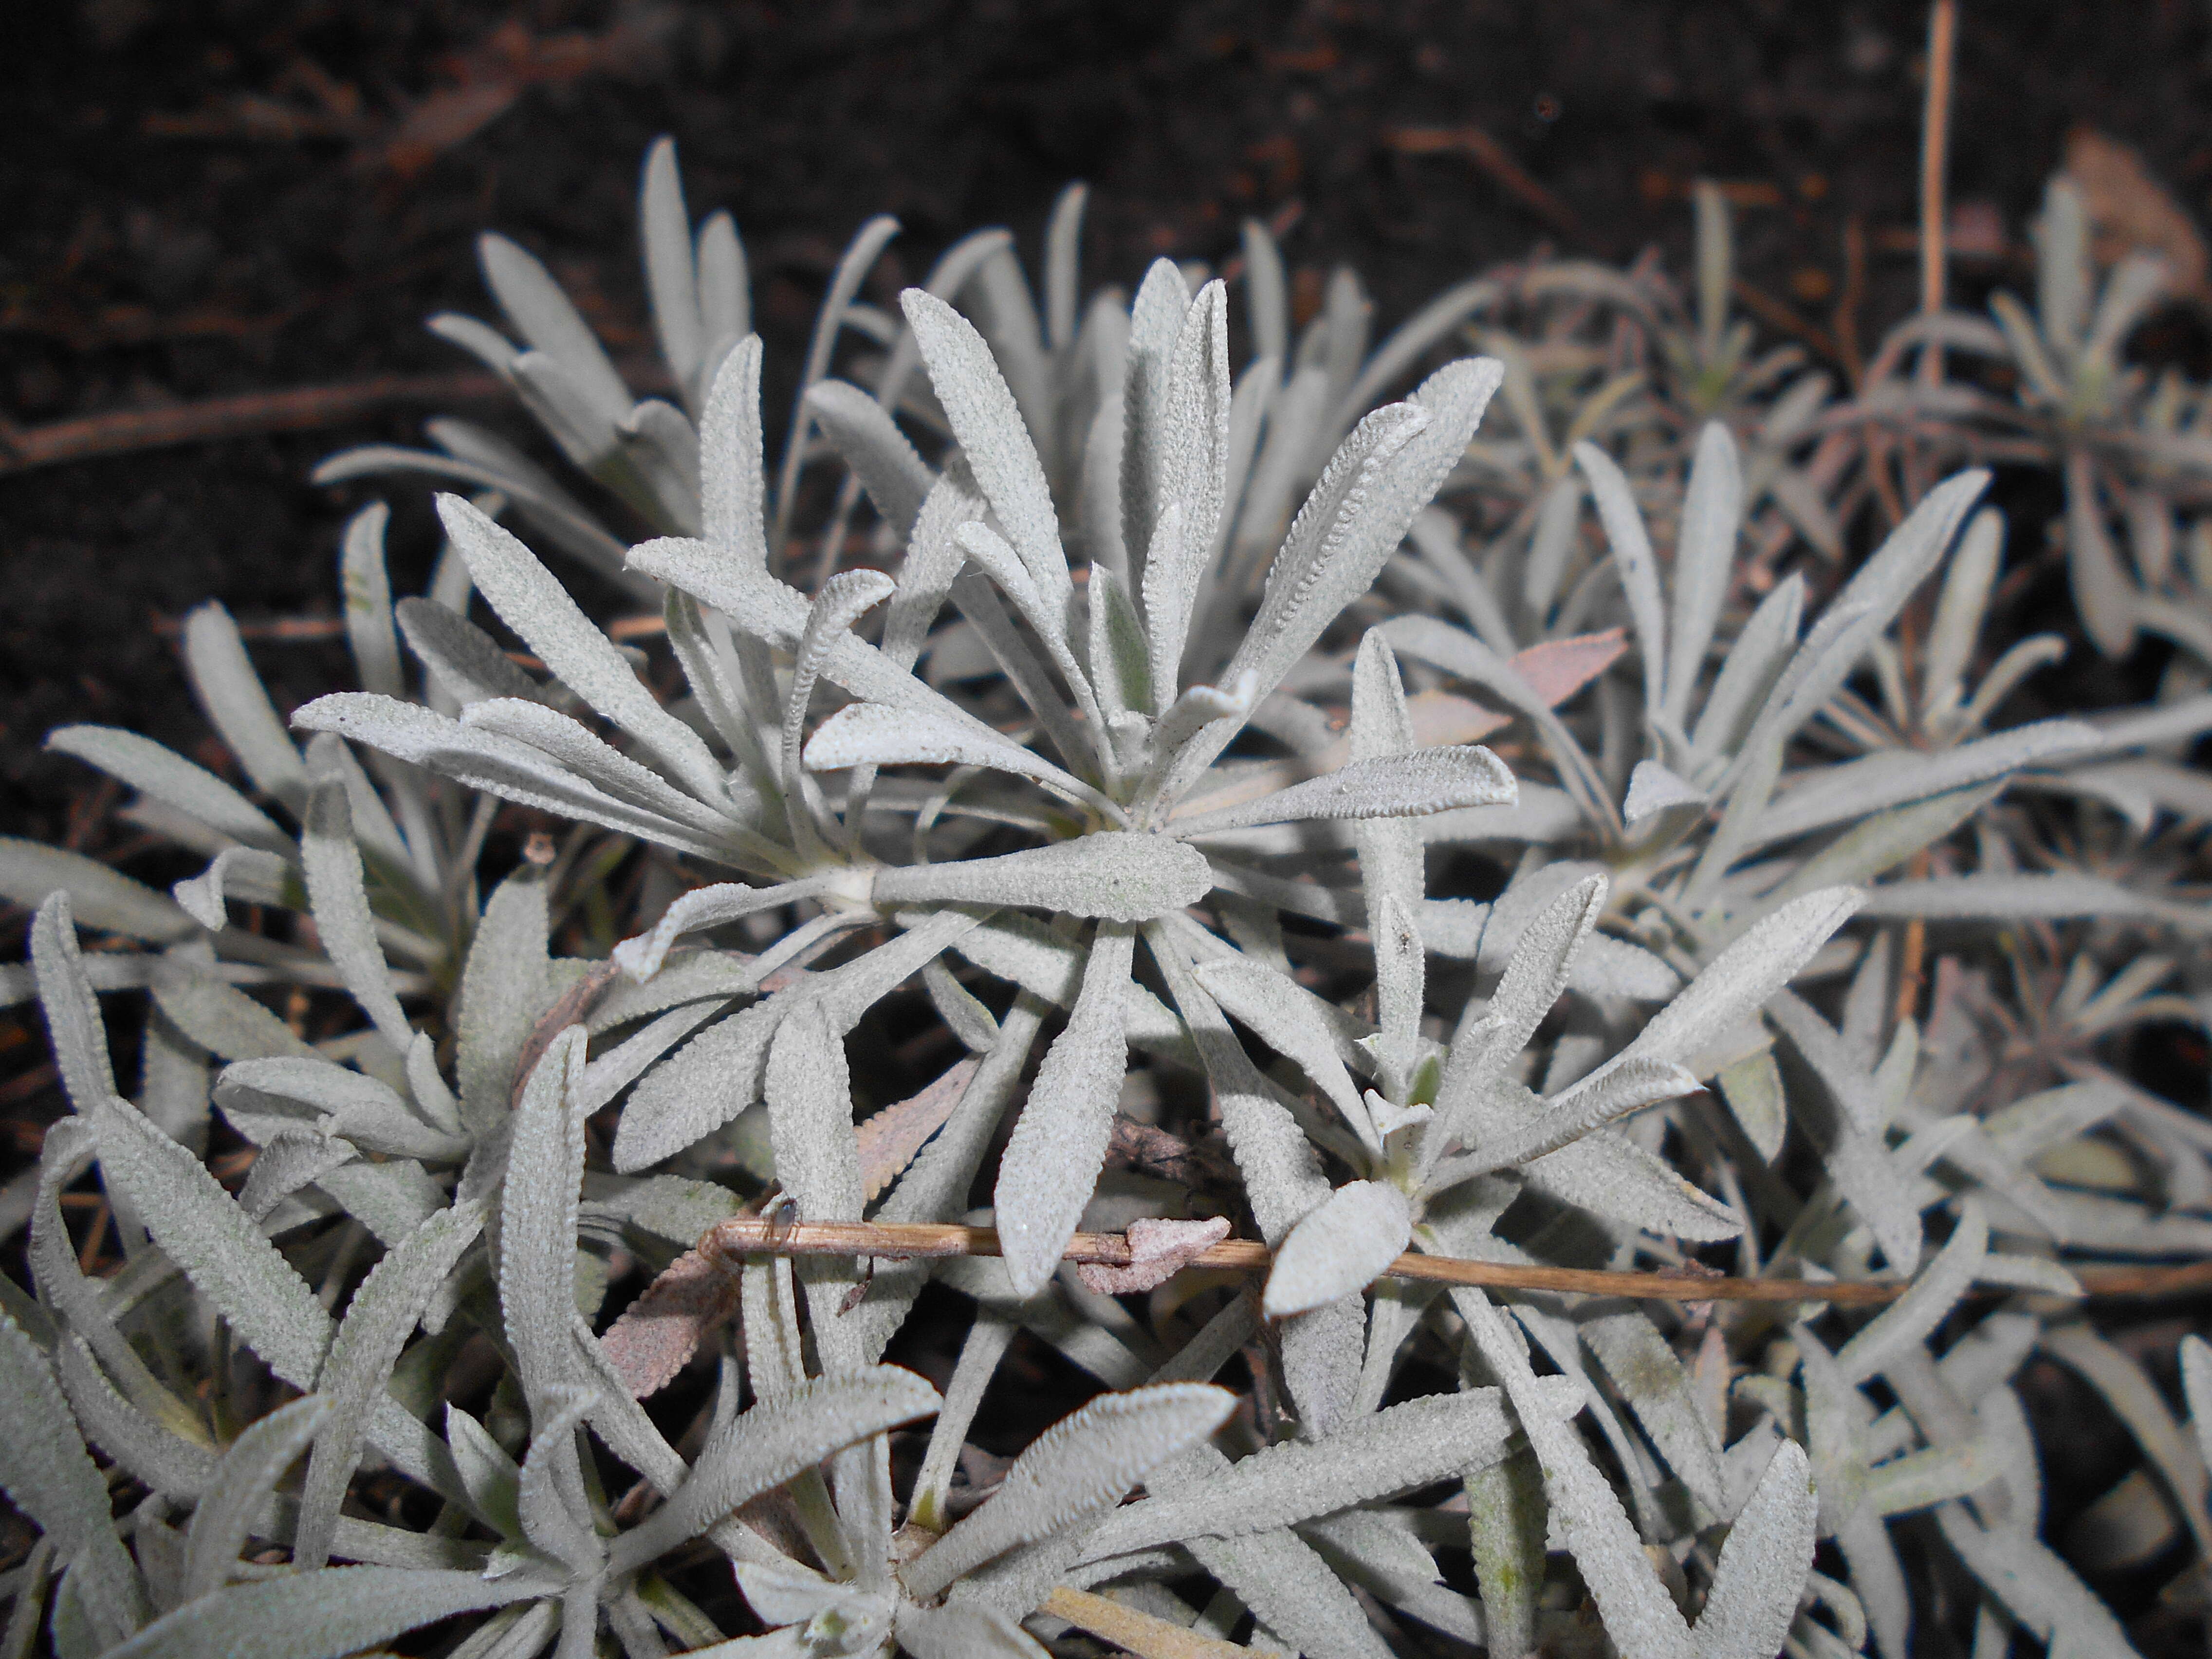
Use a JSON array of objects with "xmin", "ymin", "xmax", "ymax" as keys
[{"xmin": 4, "ymin": 134, "xmax": 2212, "ymax": 1659}]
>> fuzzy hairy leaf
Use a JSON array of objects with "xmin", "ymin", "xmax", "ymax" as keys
[
  {"xmin": 1584, "ymin": 887, "xmax": 1862, "ymax": 1092},
  {"xmin": 1693, "ymin": 1441, "xmax": 1816, "ymax": 1659},
  {"xmin": 47, "ymin": 726, "xmax": 293, "ymax": 857},
  {"xmin": 436, "ymin": 494, "xmax": 727, "ymax": 801},
  {"xmin": 1080, "ymin": 1386, "xmax": 1539, "ymax": 1562},
  {"xmin": 904, "ymin": 1383, "xmax": 1235, "ymax": 1600},
  {"xmin": 184, "ymin": 1394, "xmax": 330, "ymax": 1602},
  {"xmin": 764, "ymin": 997, "xmax": 863, "ymax": 1224},
  {"xmin": 995, "ymin": 925, "xmax": 1135, "ymax": 1296},
  {"xmin": 803, "ymin": 701, "xmax": 1110, "ymax": 813},
  {"xmin": 1262, "ymin": 1179, "xmax": 1412, "ymax": 1317},
  {"xmin": 103, "ymin": 1566, "xmax": 541, "ymax": 1659},
  {"xmin": 1170, "ymin": 744, "xmax": 1516, "ymax": 839},
  {"xmin": 877, "ymin": 833, "xmax": 1209, "ymax": 923},
  {"xmin": 0, "ymin": 1309, "xmax": 145, "ymax": 1633},
  {"xmin": 92, "ymin": 1086, "xmax": 333, "ymax": 1387},
  {"xmin": 295, "ymin": 1202, "xmax": 486, "ymax": 1567},
  {"xmin": 904, "ymin": 288, "xmax": 1070, "ymax": 614},
  {"xmin": 499, "ymin": 1026, "xmax": 589, "ymax": 1406},
  {"xmin": 607, "ymin": 1368, "xmax": 941, "ymax": 1573}
]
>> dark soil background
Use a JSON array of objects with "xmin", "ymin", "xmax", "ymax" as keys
[
  {"xmin": 6, "ymin": 4, "xmax": 2212, "ymax": 1652},
  {"xmin": 11, "ymin": 0, "xmax": 2212, "ymax": 843}
]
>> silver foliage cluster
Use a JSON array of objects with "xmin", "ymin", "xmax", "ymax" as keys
[{"xmin": 1, "ymin": 139, "xmax": 2209, "ymax": 1659}]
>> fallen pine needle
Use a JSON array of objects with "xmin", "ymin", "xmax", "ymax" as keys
[{"xmin": 695, "ymin": 1217, "xmax": 2212, "ymax": 1306}]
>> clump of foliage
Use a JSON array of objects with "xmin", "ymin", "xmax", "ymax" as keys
[{"xmin": 1, "ymin": 137, "xmax": 2210, "ymax": 1659}]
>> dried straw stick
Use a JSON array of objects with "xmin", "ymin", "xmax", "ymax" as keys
[{"xmin": 698, "ymin": 1217, "xmax": 2212, "ymax": 1308}]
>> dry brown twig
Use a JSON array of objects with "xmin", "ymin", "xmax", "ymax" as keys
[
  {"xmin": 0, "ymin": 372, "xmax": 502, "ymax": 477},
  {"xmin": 690, "ymin": 1217, "xmax": 2212, "ymax": 1308}
]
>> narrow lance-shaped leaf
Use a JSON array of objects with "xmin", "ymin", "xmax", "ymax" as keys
[
  {"xmin": 45, "ymin": 726, "xmax": 294, "ymax": 857},
  {"xmin": 294, "ymin": 1202, "xmax": 487, "ymax": 1568},
  {"xmin": 1570, "ymin": 887, "xmax": 1863, "ymax": 1097},
  {"xmin": 764, "ymin": 997, "xmax": 863, "ymax": 1230},
  {"xmin": 1171, "ymin": 744, "xmax": 1517, "ymax": 840},
  {"xmin": 606, "ymin": 1368, "xmax": 942, "ymax": 1573},
  {"xmin": 183, "ymin": 1395, "xmax": 331, "ymax": 1603},
  {"xmin": 0, "ymin": 1309, "xmax": 147, "ymax": 1634},
  {"xmin": 1077, "ymin": 1387, "xmax": 1537, "ymax": 1561},
  {"xmin": 102, "ymin": 1567, "xmax": 542, "ymax": 1659},
  {"xmin": 184, "ymin": 601, "xmax": 308, "ymax": 809},
  {"xmin": 1574, "ymin": 440, "xmax": 1668, "ymax": 712},
  {"xmin": 499, "ymin": 1026, "xmax": 589, "ymax": 1407},
  {"xmin": 1663, "ymin": 422, "xmax": 1743, "ymax": 728},
  {"xmin": 1262, "ymin": 1179, "xmax": 1413, "ymax": 1318},
  {"xmin": 903, "ymin": 1383, "xmax": 1235, "ymax": 1600},
  {"xmin": 876, "ymin": 833, "xmax": 1209, "ymax": 924},
  {"xmin": 903, "ymin": 288, "xmax": 1070, "ymax": 619},
  {"xmin": 995, "ymin": 924, "xmax": 1135, "ymax": 1296},
  {"xmin": 436, "ymin": 493, "xmax": 729, "ymax": 802},
  {"xmin": 30, "ymin": 893, "xmax": 115, "ymax": 1115},
  {"xmin": 1692, "ymin": 1441, "xmax": 1817, "ymax": 1659},
  {"xmin": 804, "ymin": 701, "xmax": 1121, "ymax": 819},
  {"xmin": 91, "ymin": 1085, "xmax": 333, "ymax": 1388}
]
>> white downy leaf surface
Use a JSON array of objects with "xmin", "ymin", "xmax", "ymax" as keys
[
  {"xmin": 498, "ymin": 1025, "xmax": 589, "ymax": 1405},
  {"xmin": 0, "ymin": 1308, "xmax": 145, "ymax": 1634},
  {"xmin": 1574, "ymin": 440, "xmax": 1668, "ymax": 712},
  {"xmin": 995, "ymin": 925, "xmax": 1134, "ymax": 1296},
  {"xmin": 300, "ymin": 769, "xmax": 410, "ymax": 1050},
  {"xmin": 1079, "ymin": 1386, "xmax": 1542, "ymax": 1561},
  {"xmin": 1692, "ymin": 1441, "xmax": 1817, "ymax": 1659},
  {"xmin": 877, "ymin": 832, "xmax": 1209, "ymax": 922},
  {"xmin": 46, "ymin": 725, "xmax": 294, "ymax": 857},
  {"xmin": 763, "ymin": 997, "xmax": 863, "ymax": 1225},
  {"xmin": 1664, "ymin": 421, "xmax": 1744, "ymax": 729},
  {"xmin": 1170, "ymin": 744, "xmax": 1516, "ymax": 838},
  {"xmin": 903, "ymin": 288, "xmax": 1071, "ymax": 616},
  {"xmin": 1263, "ymin": 1179, "xmax": 1413, "ymax": 1318},
  {"xmin": 294, "ymin": 1201, "xmax": 486, "ymax": 1567},
  {"xmin": 803, "ymin": 701, "xmax": 1113, "ymax": 814},
  {"xmin": 101, "ymin": 1566, "xmax": 540, "ymax": 1659},
  {"xmin": 183, "ymin": 1393, "xmax": 330, "ymax": 1602},
  {"xmin": 1196, "ymin": 955, "xmax": 1375, "ymax": 1143},
  {"xmin": 607, "ymin": 1367, "xmax": 941, "ymax": 1573},
  {"xmin": 436, "ymin": 494, "xmax": 728, "ymax": 801},
  {"xmin": 1572, "ymin": 887, "xmax": 1862, "ymax": 1094},
  {"xmin": 903, "ymin": 1382, "xmax": 1234, "ymax": 1599},
  {"xmin": 1623, "ymin": 759, "xmax": 1709, "ymax": 826}
]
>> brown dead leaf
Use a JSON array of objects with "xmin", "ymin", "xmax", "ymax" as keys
[
  {"xmin": 1076, "ymin": 1216, "xmax": 1233, "ymax": 1296},
  {"xmin": 856, "ymin": 1056, "xmax": 981, "ymax": 1202},
  {"xmin": 1510, "ymin": 627, "xmax": 1629, "ymax": 706},
  {"xmin": 2064, "ymin": 127, "xmax": 2211, "ymax": 305},
  {"xmin": 599, "ymin": 1244, "xmax": 739, "ymax": 1399}
]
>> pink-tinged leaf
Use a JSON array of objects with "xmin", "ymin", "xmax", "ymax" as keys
[
  {"xmin": 600, "ymin": 1246, "xmax": 739, "ymax": 1399},
  {"xmin": 1509, "ymin": 628, "xmax": 1627, "ymax": 707},
  {"xmin": 856, "ymin": 1057, "xmax": 980, "ymax": 1202},
  {"xmin": 1077, "ymin": 1216, "xmax": 1233, "ymax": 1295}
]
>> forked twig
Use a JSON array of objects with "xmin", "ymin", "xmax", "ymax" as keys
[{"xmin": 697, "ymin": 1216, "xmax": 2212, "ymax": 1307}]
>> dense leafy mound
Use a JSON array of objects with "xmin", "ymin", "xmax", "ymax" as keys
[{"xmin": 1, "ymin": 141, "xmax": 2209, "ymax": 1659}]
